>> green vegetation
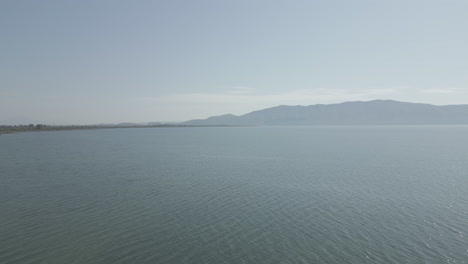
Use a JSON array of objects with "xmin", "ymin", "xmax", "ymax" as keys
[
  {"xmin": 0, "ymin": 124, "xmax": 196, "ymax": 135},
  {"xmin": 1, "ymin": 124, "xmax": 48, "ymax": 134}
]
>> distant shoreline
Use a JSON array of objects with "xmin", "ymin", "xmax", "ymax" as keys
[
  {"xmin": 0, "ymin": 125, "xmax": 170, "ymax": 135},
  {"xmin": 0, "ymin": 124, "xmax": 243, "ymax": 135},
  {"xmin": 4, "ymin": 124, "xmax": 468, "ymax": 136}
]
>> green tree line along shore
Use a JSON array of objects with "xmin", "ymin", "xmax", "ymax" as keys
[
  {"xmin": 0, "ymin": 124, "xmax": 109, "ymax": 134},
  {"xmin": 0, "ymin": 124, "xmax": 208, "ymax": 135}
]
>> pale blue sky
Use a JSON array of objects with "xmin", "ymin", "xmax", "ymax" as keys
[{"xmin": 1, "ymin": 0, "xmax": 467, "ymax": 124}]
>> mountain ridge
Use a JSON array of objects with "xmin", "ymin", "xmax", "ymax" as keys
[{"xmin": 182, "ymin": 100, "xmax": 468, "ymax": 126}]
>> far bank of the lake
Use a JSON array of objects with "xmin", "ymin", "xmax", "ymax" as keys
[{"xmin": 0, "ymin": 125, "xmax": 192, "ymax": 135}]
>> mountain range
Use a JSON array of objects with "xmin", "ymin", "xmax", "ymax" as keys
[{"xmin": 182, "ymin": 100, "xmax": 468, "ymax": 126}]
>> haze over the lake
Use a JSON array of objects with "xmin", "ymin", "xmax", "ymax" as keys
[{"xmin": 1, "ymin": 0, "xmax": 467, "ymax": 125}]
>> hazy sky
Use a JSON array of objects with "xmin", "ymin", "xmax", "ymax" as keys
[{"xmin": 1, "ymin": 0, "xmax": 467, "ymax": 124}]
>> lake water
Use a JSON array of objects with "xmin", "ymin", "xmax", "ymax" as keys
[{"xmin": 1, "ymin": 126, "xmax": 468, "ymax": 263}]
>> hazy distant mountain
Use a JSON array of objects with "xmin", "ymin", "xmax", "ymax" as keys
[
  {"xmin": 94, "ymin": 122, "xmax": 178, "ymax": 127},
  {"xmin": 182, "ymin": 100, "xmax": 468, "ymax": 126}
]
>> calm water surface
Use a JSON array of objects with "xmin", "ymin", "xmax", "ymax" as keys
[{"xmin": 1, "ymin": 126, "xmax": 468, "ymax": 263}]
